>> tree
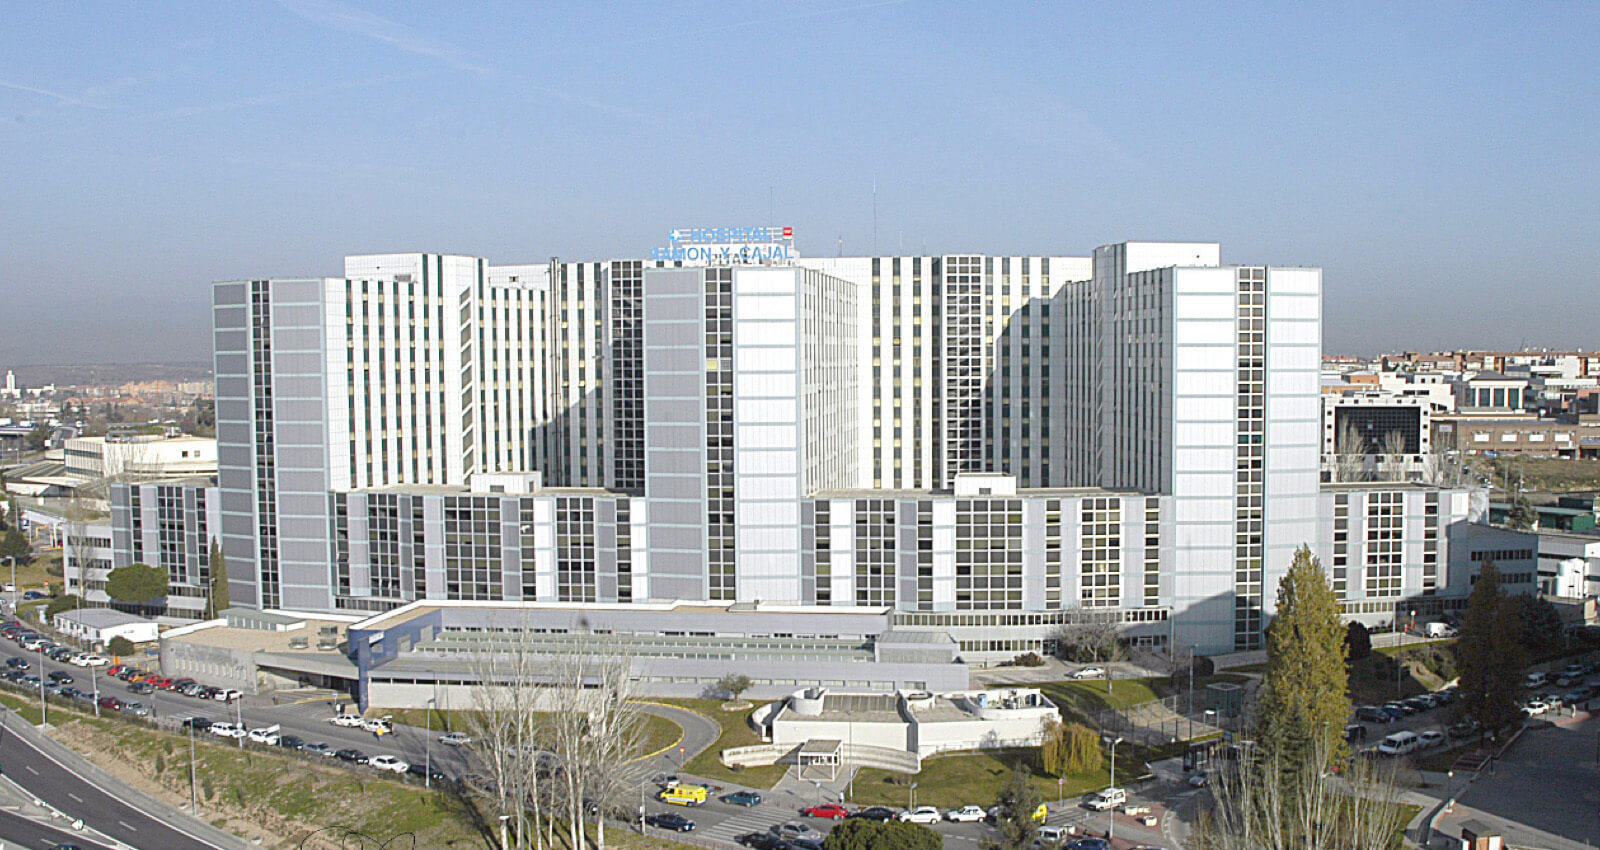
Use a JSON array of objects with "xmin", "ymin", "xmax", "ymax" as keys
[
  {"xmin": 207, "ymin": 538, "xmax": 230, "ymax": 618},
  {"xmin": 1380, "ymin": 429, "xmax": 1410, "ymax": 481},
  {"xmin": 1456, "ymin": 559, "xmax": 1527, "ymax": 734},
  {"xmin": 1041, "ymin": 718, "xmax": 1102, "ymax": 776},
  {"xmin": 45, "ymin": 594, "xmax": 82, "ymax": 618},
  {"xmin": 0, "ymin": 529, "xmax": 31, "ymax": 565},
  {"xmin": 25, "ymin": 425, "xmax": 49, "ymax": 451},
  {"xmin": 106, "ymin": 563, "xmax": 169, "ymax": 604},
  {"xmin": 1051, "ymin": 604, "xmax": 1124, "ymax": 693},
  {"xmin": 1344, "ymin": 621, "xmax": 1372, "ymax": 662},
  {"xmin": 1256, "ymin": 546, "xmax": 1350, "ymax": 789},
  {"xmin": 1199, "ymin": 737, "xmax": 1406, "ymax": 850},
  {"xmin": 984, "ymin": 766, "xmax": 1042, "ymax": 850},
  {"xmin": 1513, "ymin": 595, "xmax": 1564, "ymax": 653},
  {"xmin": 824, "ymin": 819, "xmax": 939, "ymax": 850},
  {"xmin": 1333, "ymin": 420, "xmax": 1368, "ymax": 483},
  {"xmin": 1506, "ymin": 492, "xmax": 1538, "ymax": 531},
  {"xmin": 108, "ymin": 635, "xmax": 136, "ymax": 656},
  {"xmin": 63, "ymin": 496, "xmax": 99, "ymax": 597},
  {"xmin": 717, "ymin": 673, "xmax": 752, "ymax": 701}
]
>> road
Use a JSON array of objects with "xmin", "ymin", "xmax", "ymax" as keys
[
  {"xmin": 0, "ymin": 710, "xmax": 235, "ymax": 850},
  {"xmin": 0, "ymin": 807, "xmax": 117, "ymax": 850}
]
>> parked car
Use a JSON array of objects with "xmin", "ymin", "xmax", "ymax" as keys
[
  {"xmin": 773, "ymin": 821, "xmax": 824, "ymax": 842},
  {"xmin": 277, "ymin": 735, "xmax": 305, "ymax": 750},
  {"xmin": 1418, "ymin": 731, "xmax": 1445, "ymax": 748},
  {"xmin": 301, "ymin": 742, "xmax": 335, "ymax": 758},
  {"xmin": 122, "ymin": 701, "xmax": 150, "ymax": 717},
  {"xmin": 213, "ymin": 688, "xmax": 242, "ymax": 702},
  {"xmin": 736, "ymin": 832, "xmax": 789, "ymax": 850},
  {"xmin": 334, "ymin": 748, "xmax": 367, "ymax": 763},
  {"xmin": 128, "ymin": 681, "xmax": 155, "ymax": 695},
  {"xmin": 439, "ymin": 731, "xmax": 471, "ymax": 746},
  {"xmin": 330, "ymin": 713, "xmax": 364, "ymax": 727},
  {"xmin": 1376, "ymin": 731, "xmax": 1420, "ymax": 756},
  {"xmin": 209, "ymin": 722, "xmax": 246, "ymax": 739},
  {"xmin": 47, "ymin": 671, "xmax": 73, "ymax": 684},
  {"xmin": 801, "ymin": 804, "xmax": 849, "ymax": 820},
  {"xmin": 848, "ymin": 807, "xmax": 899, "ymax": 822},
  {"xmin": 407, "ymin": 762, "xmax": 447, "ymax": 782},
  {"xmin": 72, "ymin": 654, "xmax": 109, "ymax": 667},
  {"xmin": 899, "ymin": 806, "xmax": 942, "ymax": 824},
  {"xmin": 367, "ymin": 755, "xmax": 410, "ymax": 773},
  {"xmin": 1188, "ymin": 771, "xmax": 1209, "ymax": 787},
  {"xmin": 945, "ymin": 805, "xmax": 987, "ymax": 823},
  {"xmin": 96, "ymin": 696, "xmax": 122, "ymax": 712},
  {"xmin": 181, "ymin": 716, "xmax": 211, "ymax": 730},
  {"xmin": 248, "ymin": 727, "xmax": 281, "ymax": 745},
  {"xmin": 1343, "ymin": 724, "xmax": 1367, "ymax": 743},
  {"xmin": 361, "ymin": 718, "xmax": 394, "ymax": 734},
  {"xmin": 722, "ymin": 790, "xmax": 762, "ymax": 807},
  {"xmin": 4, "ymin": 657, "xmax": 27, "ymax": 670},
  {"xmin": 646, "ymin": 813, "xmax": 695, "ymax": 832},
  {"xmin": 1070, "ymin": 666, "xmax": 1106, "ymax": 680},
  {"xmin": 1065, "ymin": 839, "xmax": 1111, "ymax": 850}
]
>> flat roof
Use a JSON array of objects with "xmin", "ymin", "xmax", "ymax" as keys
[
  {"xmin": 55, "ymin": 608, "xmax": 155, "ymax": 628},
  {"xmin": 164, "ymin": 617, "xmax": 353, "ymax": 655}
]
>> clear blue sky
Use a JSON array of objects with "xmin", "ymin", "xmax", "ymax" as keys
[{"xmin": 2, "ymin": 1, "xmax": 1596, "ymax": 364}]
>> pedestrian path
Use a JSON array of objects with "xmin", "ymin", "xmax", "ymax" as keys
[{"xmin": 698, "ymin": 802, "xmax": 809, "ymax": 845}]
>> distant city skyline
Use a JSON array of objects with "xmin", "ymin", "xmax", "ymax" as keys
[{"xmin": 2, "ymin": 1, "xmax": 1596, "ymax": 364}]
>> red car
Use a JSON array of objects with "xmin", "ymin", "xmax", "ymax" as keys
[
  {"xmin": 801, "ymin": 804, "xmax": 849, "ymax": 820},
  {"xmin": 147, "ymin": 676, "xmax": 173, "ymax": 689},
  {"xmin": 106, "ymin": 665, "xmax": 125, "ymax": 678}
]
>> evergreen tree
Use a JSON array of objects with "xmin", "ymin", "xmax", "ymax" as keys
[
  {"xmin": 1344, "ymin": 620, "xmax": 1373, "ymax": 662},
  {"xmin": 1506, "ymin": 494, "xmax": 1538, "ymax": 531},
  {"xmin": 0, "ymin": 529, "xmax": 30, "ymax": 565},
  {"xmin": 1456, "ymin": 559, "xmax": 1527, "ymax": 734},
  {"xmin": 1256, "ymin": 546, "xmax": 1350, "ymax": 782},
  {"xmin": 984, "ymin": 766, "xmax": 1043, "ymax": 850},
  {"xmin": 207, "ymin": 538, "xmax": 230, "ymax": 618}
]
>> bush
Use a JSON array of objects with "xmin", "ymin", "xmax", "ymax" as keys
[
  {"xmin": 44, "ymin": 594, "xmax": 82, "ymax": 618},
  {"xmin": 107, "ymin": 635, "xmax": 136, "ymax": 657},
  {"xmin": 1012, "ymin": 652, "xmax": 1046, "ymax": 668},
  {"xmin": 1191, "ymin": 654, "xmax": 1216, "ymax": 677}
]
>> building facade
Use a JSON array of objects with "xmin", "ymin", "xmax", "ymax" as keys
[{"xmin": 110, "ymin": 238, "xmax": 1509, "ymax": 661}]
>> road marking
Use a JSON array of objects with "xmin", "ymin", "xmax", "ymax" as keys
[
  {"xmin": 24, "ymin": 765, "xmax": 37, "ymax": 775},
  {"xmin": 120, "ymin": 820, "xmax": 138, "ymax": 831},
  {"xmin": 68, "ymin": 792, "xmax": 82, "ymax": 802}
]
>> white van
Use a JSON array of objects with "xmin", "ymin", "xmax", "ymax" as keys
[
  {"xmin": 1526, "ymin": 672, "xmax": 1548, "ymax": 689},
  {"xmin": 1036, "ymin": 825, "xmax": 1075, "ymax": 844},
  {"xmin": 1376, "ymin": 731, "xmax": 1420, "ymax": 756}
]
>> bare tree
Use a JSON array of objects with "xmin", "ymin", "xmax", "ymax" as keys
[
  {"xmin": 62, "ymin": 495, "xmax": 101, "ymax": 603},
  {"xmin": 1379, "ymin": 429, "xmax": 1410, "ymax": 482},
  {"xmin": 1051, "ymin": 604, "xmax": 1124, "ymax": 693},
  {"xmin": 1419, "ymin": 442, "xmax": 1469, "ymax": 489},
  {"xmin": 461, "ymin": 615, "xmax": 548, "ymax": 850},
  {"xmin": 1332, "ymin": 419, "xmax": 1367, "ymax": 483},
  {"xmin": 1197, "ymin": 739, "xmax": 1407, "ymax": 850}
]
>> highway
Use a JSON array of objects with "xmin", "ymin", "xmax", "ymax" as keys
[
  {"xmin": 0, "ymin": 807, "xmax": 116, "ymax": 850},
  {"xmin": 0, "ymin": 710, "xmax": 237, "ymax": 849}
]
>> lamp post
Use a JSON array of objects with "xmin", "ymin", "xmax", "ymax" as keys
[
  {"xmin": 425, "ymin": 697, "xmax": 435, "ymax": 789},
  {"xmin": 1104, "ymin": 735, "xmax": 1124, "ymax": 842},
  {"xmin": 91, "ymin": 663, "xmax": 99, "ymax": 717},
  {"xmin": 1446, "ymin": 770, "xmax": 1454, "ymax": 813},
  {"xmin": 36, "ymin": 638, "xmax": 46, "ymax": 725},
  {"xmin": 188, "ymin": 721, "xmax": 199, "ymax": 815},
  {"xmin": 909, "ymin": 781, "xmax": 918, "ymax": 812}
]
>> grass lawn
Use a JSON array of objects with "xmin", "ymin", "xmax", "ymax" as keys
[
  {"xmin": 656, "ymin": 698, "xmax": 789, "ymax": 790},
  {"xmin": 1395, "ymin": 803, "xmax": 1423, "ymax": 848},
  {"xmin": 6, "ymin": 551, "xmax": 60, "ymax": 591},
  {"xmin": 1037, "ymin": 677, "xmax": 1163, "ymax": 726},
  {"xmin": 851, "ymin": 746, "xmax": 1114, "ymax": 810},
  {"xmin": 383, "ymin": 706, "xmax": 683, "ymax": 760}
]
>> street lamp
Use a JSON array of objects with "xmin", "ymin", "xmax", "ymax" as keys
[
  {"xmin": 188, "ymin": 721, "xmax": 199, "ymax": 815},
  {"xmin": 909, "ymin": 781, "xmax": 918, "ymax": 812},
  {"xmin": 1103, "ymin": 735, "xmax": 1124, "ymax": 842},
  {"xmin": 425, "ymin": 697, "xmax": 436, "ymax": 789},
  {"xmin": 1446, "ymin": 770, "xmax": 1455, "ymax": 813}
]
